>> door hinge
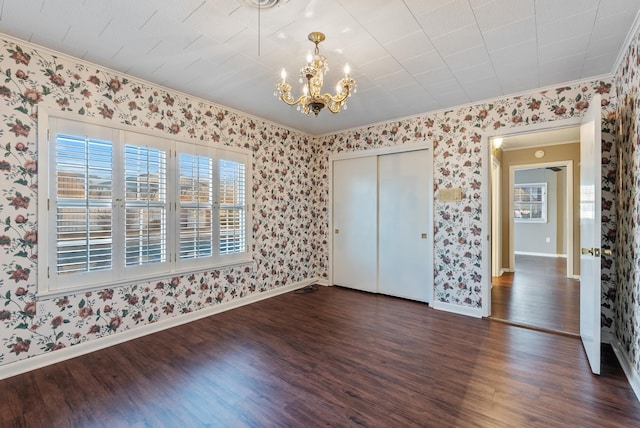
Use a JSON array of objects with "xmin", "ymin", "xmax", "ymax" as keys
[
  {"xmin": 47, "ymin": 267, "xmax": 50, "ymax": 279},
  {"xmin": 47, "ymin": 198, "xmax": 50, "ymax": 210},
  {"xmin": 47, "ymin": 128, "xmax": 50, "ymax": 140}
]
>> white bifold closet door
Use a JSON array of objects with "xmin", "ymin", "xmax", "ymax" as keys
[
  {"xmin": 378, "ymin": 150, "xmax": 431, "ymax": 302},
  {"xmin": 332, "ymin": 156, "xmax": 378, "ymax": 293},
  {"xmin": 332, "ymin": 149, "xmax": 432, "ymax": 303}
]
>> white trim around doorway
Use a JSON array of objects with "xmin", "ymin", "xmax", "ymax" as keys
[{"xmin": 481, "ymin": 116, "xmax": 581, "ymax": 317}]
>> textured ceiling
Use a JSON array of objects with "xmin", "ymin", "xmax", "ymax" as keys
[{"xmin": 1, "ymin": 0, "xmax": 639, "ymax": 135}]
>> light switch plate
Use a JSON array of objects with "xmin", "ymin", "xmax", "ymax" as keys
[{"xmin": 439, "ymin": 188, "xmax": 462, "ymax": 202}]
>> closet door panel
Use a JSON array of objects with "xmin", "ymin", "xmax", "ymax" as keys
[
  {"xmin": 332, "ymin": 157, "xmax": 377, "ymax": 292},
  {"xmin": 378, "ymin": 150, "xmax": 432, "ymax": 302}
]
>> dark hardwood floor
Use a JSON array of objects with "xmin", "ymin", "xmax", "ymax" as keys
[
  {"xmin": 2, "ymin": 285, "xmax": 638, "ymax": 427},
  {"xmin": 491, "ymin": 254, "xmax": 580, "ymax": 335}
]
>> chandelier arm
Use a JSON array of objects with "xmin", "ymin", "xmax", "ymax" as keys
[
  {"xmin": 325, "ymin": 101, "xmax": 341, "ymax": 114},
  {"xmin": 279, "ymin": 93, "xmax": 309, "ymax": 107},
  {"xmin": 320, "ymin": 89, "xmax": 349, "ymax": 104}
]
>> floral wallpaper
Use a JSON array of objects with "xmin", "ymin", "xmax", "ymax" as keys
[
  {"xmin": 317, "ymin": 83, "xmax": 617, "ymax": 323},
  {"xmin": 613, "ymin": 27, "xmax": 640, "ymax": 375},
  {"xmin": 0, "ymin": 37, "xmax": 320, "ymax": 367},
  {"xmin": 0, "ymin": 33, "xmax": 621, "ymax": 370}
]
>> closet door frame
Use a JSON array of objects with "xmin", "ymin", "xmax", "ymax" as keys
[{"xmin": 328, "ymin": 142, "xmax": 434, "ymax": 301}]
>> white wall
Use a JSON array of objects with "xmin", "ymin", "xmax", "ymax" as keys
[{"xmin": 514, "ymin": 168, "xmax": 561, "ymax": 256}]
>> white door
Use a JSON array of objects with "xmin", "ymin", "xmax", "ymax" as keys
[
  {"xmin": 378, "ymin": 150, "xmax": 432, "ymax": 302},
  {"xmin": 579, "ymin": 94, "xmax": 602, "ymax": 375},
  {"xmin": 332, "ymin": 156, "xmax": 377, "ymax": 292}
]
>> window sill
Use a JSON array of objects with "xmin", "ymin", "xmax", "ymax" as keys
[{"xmin": 37, "ymin": 257, "xmax": 254, "ymax": 300}]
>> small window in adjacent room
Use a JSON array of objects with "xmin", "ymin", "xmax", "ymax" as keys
[
  {"xmin": 514, "ymin": 182, "xmax": 547, "ymax": 223},
  {"xmin": 38, "ymin": 113, "xmax": 252, "ymax": 296}
]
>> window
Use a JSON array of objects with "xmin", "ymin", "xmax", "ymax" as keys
[
  {"xmin": 178, "ymin": 150, "xmax": 214, "ymax": 261},
  {"xmin": 514, "ymin": 182, "xmax": 547, "ymax": 223},
  {"xmin": 55, "ymin": 133, "xmax": 114, "ymax": 277},
  {"xmin": 39, "ymin": 115, "xmax": 251, "ymax": 296},
  {"xmin": 219, "ymin": 157, "xmax": 246, "ymax": 255},
  {"xmin": 124, "ymin": 141, "xmax": 167, "ymax": 268}
]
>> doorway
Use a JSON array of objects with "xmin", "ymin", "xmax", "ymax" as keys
[{"xmin": 489, "ymin": 127, "xmax": 581, "ymax": 335}]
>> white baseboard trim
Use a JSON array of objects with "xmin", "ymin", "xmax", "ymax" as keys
[
  {"xmin": 315, "ymin": 279, "xmax": 331, "ymax": 286},
  {"xmin": 601, "ymin": 330, "xmax": 614, "ymax": 345},
  {"xmin": 499, "ymin": 268, "xmax": 509, "ymax": 276},
  {"xmin": 0, "ymin": 277, "xmax": 320, "ymax": 381},
  {"xmin": 514, "ymin": 251, "xmax": 567, "ymax": 258},
  {"xmin": 431, "ymin": 300, "xmax": 483, "ymax": 318},
  {"xmin": 611, "ymin": 339, "xmax": 640, "ymax": 403}
]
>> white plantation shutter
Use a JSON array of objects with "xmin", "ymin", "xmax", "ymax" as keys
[
  {"xmin": 219, "ymin": 159, "xmax": 246, "ymax": 254},
  {"xmin": 40, "ymin": 114, "xmax": 251, "ymax": 296},
  {"xmin": 178, "ymin": 152, "xmax": 214, "ymax": 260},
  {"xmin": 55, "ymin": 134, "xmax": 113, "ymax": 275},
  {"xmin": 124, "ymin": 144, "xmax": 167, "ymax": 266}
]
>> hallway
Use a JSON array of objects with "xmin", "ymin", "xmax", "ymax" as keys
[{"xmin": 490, "ymin": 254, "xmax": 580, "ymax": 335}]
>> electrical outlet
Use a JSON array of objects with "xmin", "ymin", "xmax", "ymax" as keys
[{"xmin": 545, "ymin": 237, "xmax": 551, "ymax": 243}]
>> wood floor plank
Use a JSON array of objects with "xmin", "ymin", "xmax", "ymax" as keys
[
  {"xmin": 0, "ymin": 285, "xmax": 638, "ymax": 427},
  {"xmin": 491, "ymin": 254, "xmax": 580, "ymax": 334}
]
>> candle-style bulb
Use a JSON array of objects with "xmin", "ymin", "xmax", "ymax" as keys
[
  {"xmin": 280, "ymin": 68, "xmax": 287, "ymax": 82},
  {"xmin": 344, "ymin": 63, "xmax": 350, "ymax": 76}
]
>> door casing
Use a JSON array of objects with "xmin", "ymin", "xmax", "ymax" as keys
[{"xmin": 482, "ymin": 117, "xmax": 582, "ymax": 317}]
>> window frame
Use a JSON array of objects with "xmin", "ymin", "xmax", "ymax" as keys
[
  {"xmin": 37, "ymin": 110, "xmax": 252, "ymax": 298},
  {"xmin": 513, "ymin": 182, "xmax": 547, "ymax": 223}
]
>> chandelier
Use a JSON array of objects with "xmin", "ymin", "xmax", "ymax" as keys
[{"xmin": 275, "ymin": 32, "xmax": 356, "ymax": 116}]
